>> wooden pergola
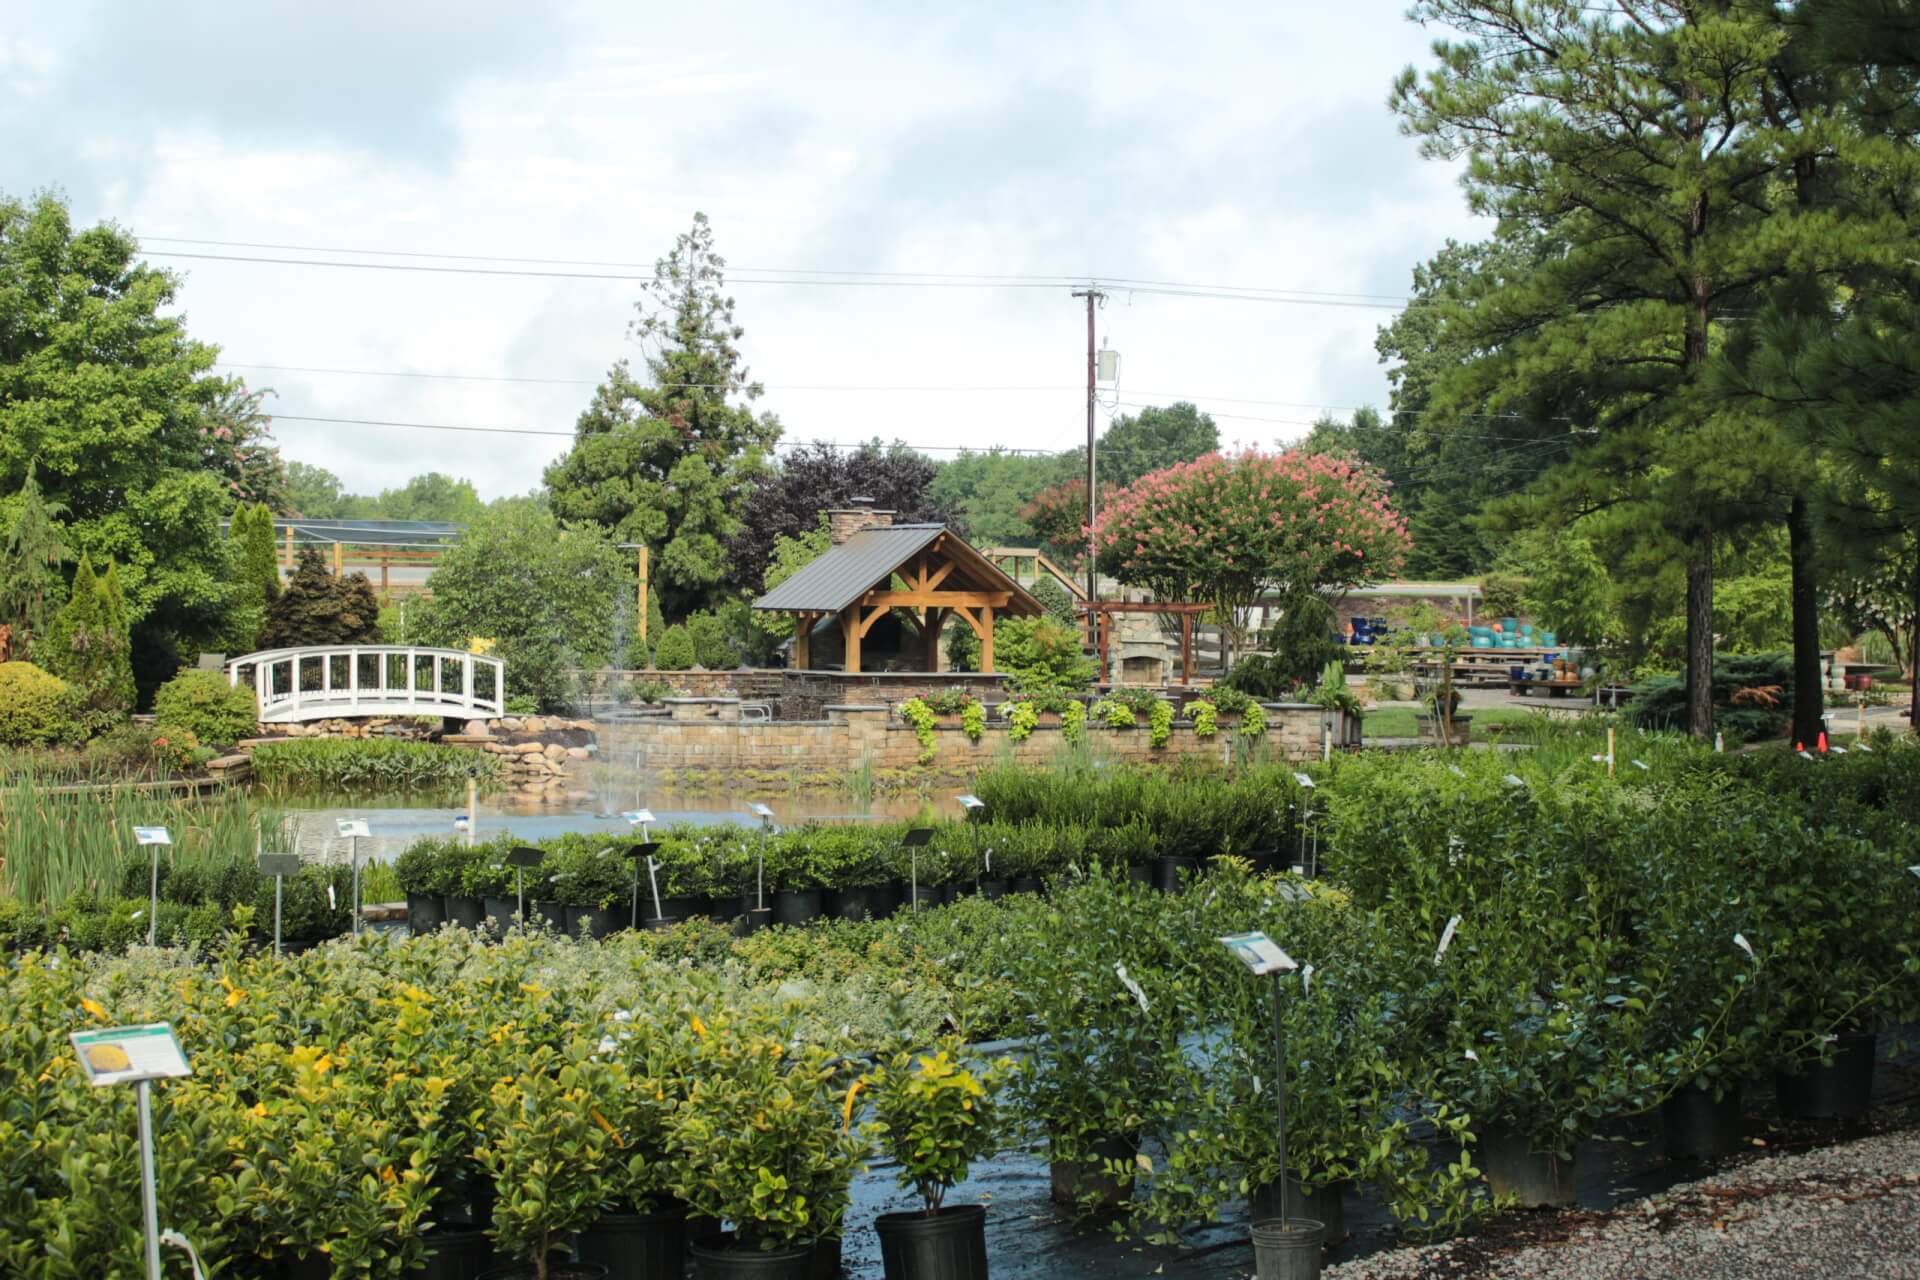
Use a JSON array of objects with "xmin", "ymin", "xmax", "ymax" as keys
[
  {"xmin": 1085, "ymin": 599, "xmax": 1212, "ymax": 685},
  {"xmin": 754, "ymin": 523, "xmax": 1044, "ymax": 674}
]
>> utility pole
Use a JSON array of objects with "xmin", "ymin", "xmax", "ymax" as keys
[{"xmin": 1071, "ymin": 287, "xmax": 1105, "ymax": 633}]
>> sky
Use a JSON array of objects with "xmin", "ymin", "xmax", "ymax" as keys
[{"xmin": 2, "ymin": 1, "xmax": 1485, "ymax": 501}]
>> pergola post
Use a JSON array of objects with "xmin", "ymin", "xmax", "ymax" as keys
[
  {"xmin": 979, "ymin": 606, "xmax": 994, "ymax": 673},
  {"xmin": 841, "ymin": 609, "xmax": 861, "ymax": 674},
  {"xmin": 922, "ymin": 608, "xmax": 944, "ymax": 672},
  {"xmin": 793, "ymin": 613, "xmax": 812, "ymax": 670}
]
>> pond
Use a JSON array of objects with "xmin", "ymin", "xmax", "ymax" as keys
[{"xmin": 265, "ymin": 783, "xmax": 961, "ymax": 867}]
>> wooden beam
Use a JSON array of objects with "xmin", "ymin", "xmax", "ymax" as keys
[
  {"xmin": 840, "ymin": 609, "xmax": 861, "ymax": 674},
  {"xmin": 793, "ymin": 613, "xmax": 812, "ymax": 669},
  {"xmin": 923, "ymin": 607, "xmax": 944, "ymax": 672},
  {"xmin": 924, "ymin": 561, "xmax": 955, "ymax": 591},
  {"xmin": 861, "ymin": 589, "xmax": 1011, "ymax": 608},
  {"xmin": 854, "ymin": 603, "xmax": 890, "ymax": 640},
  {"xmin": 979, "ymin": 605, "xmax": 994, "ymax": 673}
]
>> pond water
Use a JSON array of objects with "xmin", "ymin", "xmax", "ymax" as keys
[{"xmin": 267, "ymin": 785, "xmax": 956, "ymax": 866}]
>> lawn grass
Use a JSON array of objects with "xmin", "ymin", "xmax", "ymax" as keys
[{"xmin": 1361, "ymin": 706, "xmax": 1560, "ymax": 739}]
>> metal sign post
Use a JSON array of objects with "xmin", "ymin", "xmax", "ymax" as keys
[
  {"xmin": 132, "ymin": 828, "xmax": 172, "ymax": 946},
  {"xmin": 336, "ymin": 819, "xmax": 371, "ymax": 935},
  {"xmin": 903, "ymin": 827, "xmax": 936, "ymax": 911},
  {"xmin": 1218, "ymin": 933, "xmax": 1300, "ymax": 1227},
  {"xmin": 627, "ymin": 842, "xmax": 662, "ymax": 928},
  {"xmin": 71, "ymin": 1023, "xmax": 193, "ymax": 1280},
  {"xmin": 506, "ymin": 847, "xmax": 545, "ymax": 926},
  {"xmin": 257, "ymin": 854, "xmax": 301, "ymax": 956},
  {"xmin": 750, "ymin": 804, "xmax": 776, "ymax": 912}
]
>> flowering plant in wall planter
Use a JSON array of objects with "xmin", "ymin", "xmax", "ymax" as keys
[
  {"xmin": 1147, "ymin": 699, "xmax": 1174, "ymax": 748},
  {"xmin": 898, "ymin": 697, "xmax": 939, "ymax": 765},
  {"xmin": 961, "ymin": 699, "xmax": 986, "ymax": 742},
  {"xmin": 1188, "ymin": 699, "xmax": 1218, "ymax": 738},
  {"xmin": 1006, "ymin": 700, "xmax": 1041, "ymax": 742},
  {"xmin": 1061, "ymin": 701, "xmax": 1087, "ymax": 745},
  {"xmin": 1090, "ymin": 698, "xmax": 1137, "ymax": 729}
]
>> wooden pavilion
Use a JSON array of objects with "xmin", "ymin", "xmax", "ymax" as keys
[{"xmin": 753, "ymin": 511, "xmax": 1044, "ymax": 673}]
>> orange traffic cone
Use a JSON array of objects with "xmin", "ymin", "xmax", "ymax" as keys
[{"xmin": 1818, "ymin": 731, "xmax": 1829, "ymax": 754}]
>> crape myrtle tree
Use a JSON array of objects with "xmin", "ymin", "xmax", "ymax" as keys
[
  {"xmin": 731, "ymin": 439, "xmax": 955, "ymax": 583},
  {"xmin": 1093, "ymin": 449, "xmax": 1411, "ymax": 659},
  {"xmin": 1391, "ymin": 1, "xmax": 1885, "ymax": 736},
  {"xmin": 544, "ymin": 213, "xmax": 780, "ymax": 618}
]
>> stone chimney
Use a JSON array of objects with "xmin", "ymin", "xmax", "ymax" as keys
[{"xmin": 826, "ymin": 497, "xmax": 895, "ymax": 544}]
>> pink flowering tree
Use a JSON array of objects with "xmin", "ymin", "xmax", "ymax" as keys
[{"xmin": 1093, "ymin": 448, "xmax": 1411, "ymax": 646}]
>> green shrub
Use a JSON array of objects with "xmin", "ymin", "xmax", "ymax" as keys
[
  {"xmin": 653, "ymin": 624, "xmax": 695, "ymax": 671},
  {"xmin": 0, "ymin": 662, "xmax": 82, "ymax": 746},
  {"xmin": 152, "ymin": 670, "xmax": 260, "ymax": 745},
  {"xmin": 1626, "ymin": 651, "xmax": 1793, "ymax": 742},
  {"xmin": 250, "ymin": 738, "xmax": 499, "ymax": 791},
  {"xmin": 686, "ymin": 611, "xmax": 735, "ymax": 669}
]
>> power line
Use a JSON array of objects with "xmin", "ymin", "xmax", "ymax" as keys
[
  {"xmin": 145, "ymin": 234, "xmax": 1411, "ymax": 304},
  {"xmin": 220, "ymin": 362, "xmax": 1079, "ymax": 392},
  {"xmin": 268, "ymin": 413, "xmax": 1059, "ymax": 454},
  {"xmin": 145, "ymin": 250, "xmax": 1408, "ymax": 309}
]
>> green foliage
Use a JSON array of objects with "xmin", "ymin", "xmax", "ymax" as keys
[
  {"xmin": 1188, "ymin": 700, "xmax": 1217, "ymax": 738},
  {"xmin": 961, "ymin": 699, "xmax": 986, "ymax": 742},
  {"xmin": 152, "ymin": 670, "xmax": 259, "ymax": 745},
  {"xmin": 1060, "ymin": 700, "xmax": 1087, "ymax": 746},
  {"xmin": 747, "ymin": 519, "xmax": 831, "ymax": 654},
  {"xmin": 224, "ymin": 502, "xmax": 280, "ymax": 650},
  {"xmin": 1089, "ymin": 698, "xmax": 1137, "ymax": 729},
  {"xmin": 0, "ymin": 192, "xmax": 239, "ymax": 661},
  {"xmin": 1006, "ymin": 700, "xmax": 1040, "ymax": 742},
  {"xmin": 927, "ymin": 448, "xmax": 1077, "ymax": 547},
  {"xmin": 899, "ymin": 697, "xmax": 939, "ymax": 764},
  {"xmin": 652, "ymin": 624, "xmax": 695, "ymax": 672},
  {"xmin": 40, "ymin": 553, "xmax": 134, "ymax": 732},
  {"xmin": 867, "ymin": 1040, "xmax": 1017, "ymax": 1213},
  {"xmin": 1030, "ymin": 574, "xmax": 1079, "ymax": 625},
  {"xmin": 258, "ymin": 547, "xmax": 380, "ymax": 650},
  {"xmin": 0, "ymin": 663, "xmax": 81, "ymax": 747},
  {"xmin": 1478, "ymin": 574, "xmax": 1526, "ymax": 622},
  {"xmin": 686, "ymin": 610, "xmax": 736, "ymax": 669},
  {"xmin": 1225, "ymin": 590, "xmax": 1341, "ymax": 696},
  {"xmin": 413, "ymin": 505, "xmax": 628, "ymax": 711},
  {"xmin": 0, "ymin": 465, "xmax": 69, "ymax": 648},
  {"xmin": 544, "ymin": 215, "xmax": 780, "ymax": 617},
  {"xmin": 993, "ymin": 616, "xmax": 1095, "ymax": 693},
  {"xmin": 251, "ymin": 738, "xmax": 500, "ymax": 791},
  {"xmin": 1627, "ymin": 652, "xmax": 1795, "ymax": 743},
  {"xmin": 1147, "ymin": 699, "xmax": 1173, "ymax": 748},
  {"xmin": 477, "ymin": 1041, "xmax": 619, "ymax": 1275}
]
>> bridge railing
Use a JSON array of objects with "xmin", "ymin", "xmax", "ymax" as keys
[{"xmin": 226, "ymin": 646, "xmax": 506, "ymax": 723}]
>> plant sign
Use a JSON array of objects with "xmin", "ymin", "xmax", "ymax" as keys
[
  {"xmin": 1293, "ymin": 773, "xmax": 1316, "ymax": 790},
  {"xmin": 622, "ymin": 808, "xmax": 656, "ymax": 828},
  {"xmin": 336, "ymin": 819, "xmax": 371, "ymax": 934},
  {"xmin": 133, "ymin": 827, "xmax": 172, "ymax": 946},
  {"xmin": 335, "ymin": 819, "xmax": 371, "ymax": 839},
  {"xmin": 70, "ymin": 1023, "xmax": 193, "ymax": 1280},
  {"xmin": 256, "ymin": 853, "xmax": 301, "ymax": 956},
  {"xmin": 1218, "ymin": 931, "xmax": 1298, "ymax": 976}
]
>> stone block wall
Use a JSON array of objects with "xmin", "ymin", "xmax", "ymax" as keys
[{"xmin": 597, "ymin": 703, "xmax": 1342, "ymax": 780}]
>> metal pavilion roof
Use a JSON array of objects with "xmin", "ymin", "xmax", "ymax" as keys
[{"xmin": 752, "ymin": 523, "xmax": 1042, "ymax": 617}]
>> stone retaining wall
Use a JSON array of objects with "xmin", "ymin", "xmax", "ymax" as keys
[
  {"xmin": 597, "ymin": 701, "xmax": 1345, "ymax": 780},
  {"xmin": 585, "ymin": 668, "xmax": 1012, "ymax": 721}
]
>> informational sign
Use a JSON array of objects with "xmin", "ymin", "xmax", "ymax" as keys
[
  {"xmin": 622, "ymin": 809, "xmax": 656, "ymax": 827},
  {"xmin": 70, "ymin": 1024, "xmax": 192, "ymax": 1088},
  {"xmin": 957, "ymin": 794, "xmax": 985, "ymax": 811},
  {"xmin": 133, "ymin": 827, "xmax": 172, "ymax": 846},
  {"xmin": 335, "ymin": 819, "xmax": 371, "ymax": 839},
  {"xmin": 1293, "ymin": 773, "xmax": 1316, "ymax": 790},
  {"xmin": 256, "ymin": 853, "xmax": 301, "ymax": 877},
  {"xmin": 627, "ymin": 841, "xmax": 662, "ymax": 861},
  {"xmin": 506, "ymin": 846, "xmax": 545, "ymax": 867},
  {"xmin": 902, "ymin": 827, "xmax": 936, "ymax": 848},
  {"xmin": 1218, "ymin": 931, "xmax": 1298, "ymax": 976},
  {"xmin": 748, "ymin": 803, "xmax": 776, "ymax": 820}
]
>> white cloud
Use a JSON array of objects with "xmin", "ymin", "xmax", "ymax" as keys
[{"xmin": 6, "ymin": 1, "xmax": 1484, "ymax": 499}]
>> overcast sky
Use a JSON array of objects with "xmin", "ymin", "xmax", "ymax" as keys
[{"xmin": 3, "ymin": 1, "xmax": 1483, "ymax": 501}]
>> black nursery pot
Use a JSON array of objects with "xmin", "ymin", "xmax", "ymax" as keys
[
  {"xmin": 576, "ymin": 1203, "xmax": 689, "ymax": 1280},
  {"xmin": 444, "ymin": 895, "xmax": 488, "ymax": 931},
  {"xmin": 941, "ymin": 881, "xmax": 977, "ymax": 904},
  {"xmin": 476, "ymin": 1263, "xmax": 607, "ymax": 1280},
  {"xmin": 530, "ymin": 899, "xmax": 567, "ymax": 930},
  {"xmin": 874, "ymin": 1205, "xmax": 988, "ymax": 1280},
  {"xmin": 826, "ymin": 885, "xmax": 886, "ymax": 921},
  {"xmin": 1249, "ymin": 1175, "xmax": 1349, "ymax": 1244},
  {"xmin": 1008, "ymin": 877, "xmax": 1044, "ymax": 896},
  {"xmin": 976, "ymin": 878, "xmax": 1008, "ymax": 901},
  {"xmin": 659, "ymin": 895, "xmax": 709, "ymax": 921},
  {"xmin": 416, "ymin": 1227, "xmax": 508, "ymax": 1280},
  {"xmin": 406, "ymin": 892, "xmax": 448, "ymax": 933},
  {"xmin": 644, "ymin": 915, "xmax": 681, "ymax": 933},
  {"xmin": 1776, "ymin": 1031, "xmax": 1877, "ymax": 1120},
  {"xmin": 1125, "ymin": 864, "xmax": 1154, "ymax": 886},
  {"xmin": 482, "ymin": 896, "xmax": 520, "ymax": 934},
  {"xmin": 773, "ymin": 888, "xmax": 825, "ymax": 927},
  {"xmin": 904, "ymin": 884, "xmax": 943, "ymax": 910},
  {"xmin": 1663, "ymin": 1082, "xmax": 1745, "ymax": 1159},
  {"xmin": 1152, "ymin": 855, "xmax": 1200, "ymax": 894},
  {"xmin": 688, "ymin": 1233, "xmax": 814, "ymax": 1280}
]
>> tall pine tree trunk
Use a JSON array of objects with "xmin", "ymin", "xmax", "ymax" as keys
[
  {"xmin": 1685, "ymin": 528, "xmax": 1715, "ymax": 737},
  {"xmin": 1788, "ymin": 495, "xmax": 1824, "ymax": 744},
  {"xmin": 1911, "ymin": 552, "xmax": 1919, "ymax": 730}
]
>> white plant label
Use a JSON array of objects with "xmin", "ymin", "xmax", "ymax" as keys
[
  {"xmin": 749, "ymin": 803, "xmax": 775, "ymax": 820},
  {"xmin": 1463, "ymin": 1048, "xmax": 1479, "ymax": 1063},
  {"xmin": 1449, "ymin": 765, "xmax": 1466, "ymax": 778},
  {"xmin": 1798, "ymin": 750, "xmax": 1815, "ymax": 760},
  {"xmin": 326, "ymin": 884, "xmax": 337, "ymax": 909},
  {"xmin": 336, "ymin": 819, "xmax": 370, "ymax": 839},
  {"xmin": 1293, "ymin": 773, "xmax": 1316, "ymax": 790},
  {"xmin": 1218, "ymin": 931, "xmax": 1297, "ymax": 976},
  {"xmin": 1907, "ymin": 865, "xmax": 1920, "ymax": 878},
  {"xmin": 623, "ymin": 809, "xmax": 655, "ymax": 826},
  {"xmin": 1831, "ymin": 746, "xmax": 1848, "ymax": 755},
  {"xmin": 1434, "ymin": 915, "xmax": 1461, "ymax": 964},
  {"xmin": 1302, "ymin": 963, "xmax": 1315, "ymax": 995},
  {"xmin": 983, "ymin": 847, "xmax": 992, "ymax": 873},
  {"xmin": 70, "ymin": 1023, "xmax": 192, "ymax": 1087},
  {"xmin": 1114, "ymin": 963, "xmax": 1151, "ymax": 1013},
  {"xmin": 133, "ymin": 827, "xmax": 172, "ymax": 846},
  {"xmin": 1631, "ymin": 759, "xmax": 1650, "ymax": 771},
  {"xmin": 1734, "ymin": 932, "xmax": 1755, "ymax": 960},
  {"xmin": 1857, "ymin": 744, "xmax": 1873, "ymax": 754},
  {"xmin": 1590, "ymin": 753, "xmax": 1608, "ymax": 763},
  {"xmin": 1503, "ymin": 774, "xmax": 1525, "ymax": 787},
  {"xmin": 1714, "ymin": 733, "xmax": 1725, "ymax": 753}
]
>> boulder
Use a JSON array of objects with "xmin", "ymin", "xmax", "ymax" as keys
[
  {"xmin": 464, "ymin": 719, "xmax": 491, "ymax": 736},
  {"xmin": 566, "ymin": 746, "xmax": 589, "ymax": 760}
]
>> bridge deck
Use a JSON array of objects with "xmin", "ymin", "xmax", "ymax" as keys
[{"xmin": 226, "ymin": 645, "xmax": 506, "ymax": 725}]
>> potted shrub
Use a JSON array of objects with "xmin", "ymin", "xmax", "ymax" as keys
[
  {"xmin": 868, "ymin": 1039, "xmax": 1018, "ymax": 1280},
  {"xmin": 464, "ymin": 848, "xmax": 519, "ymax": 935},
  {"xmin": 671, "ymin": 1012, "xmax": 872, "ymax": 1280},
  {"xmin": 766, "ymin": 830, "xmax": 829, "ymax": 926},
  {"xmin": 577, "ymin": 1008, "xmax": 698, "ymax": 1280},
  {"xmin": 396, "ymin": 838, "xmax": 456, "ymax": 933},
  {"xmin": 475, "ymin": 1041, "xmax": 619, "ymax": 1279},
  {"xmin": 820, "ymin": 828, "xmax": 893, "ymax": 921},
  {"xmin": 551, "ymin": 845, "xmax": 629, "ymax": 939},
  {"xmin": 440, "ymin": 842, "xmax": 489, "ymax": 930}
]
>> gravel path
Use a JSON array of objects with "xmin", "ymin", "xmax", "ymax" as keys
[{"xmin": 1325, "ymin": 1128, "xmax": 1920, "ymax": 1279}]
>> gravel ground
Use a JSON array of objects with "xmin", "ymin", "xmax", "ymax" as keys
[{"xmin": 1325, "ymin": 1127, "xmax": 1920, "ymax": 1280}]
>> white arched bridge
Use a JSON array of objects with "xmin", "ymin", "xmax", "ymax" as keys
[{"xmin": 227, "ymin": 646, "xmax": 506, "ymax": 725}]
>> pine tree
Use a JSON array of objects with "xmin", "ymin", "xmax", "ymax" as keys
[
  {"xmin": 258, "ymin": 546, "xmax": 381, "ymax": 649},
  {"xmin": 222, "ymin": 503, "xmax": 280, "ymax": 652},
  {"xmin": 93, "ymin": 560, "xmax": 136, "ymax": 717},
  {"xmin": 43, "ymin": 553, "xmax": 132, "ymax": 728},
  {"xmin": 0, "ymin": 464, "xmax": 70, "ymax": 648},
  {"xmin": 1393, "ymin": 1, "xmax": 1880, "ymax": 735}
]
